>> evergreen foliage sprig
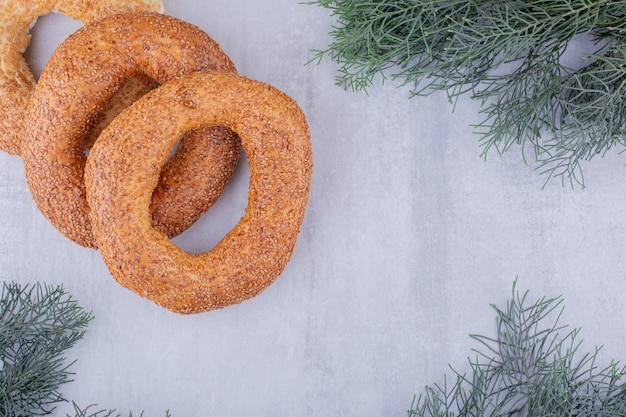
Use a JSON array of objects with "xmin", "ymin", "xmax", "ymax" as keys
[
  {"xmin": 0, "ymin": 282, "xmax": 93, "ymax": 416},
  {"xmin": 68, "ymin": 402, "xmax": 172, "ymax": 417},
  {"xmin": 0, "ymin": 281, "xmax": 171, "ymax": 417},
  {"xmin": 310, "ymin": 0, "xmax": 626, "ymax": 186},
  {"xmin": 408, "ymin": 282, "xmax": 626, "ymax": 416}
]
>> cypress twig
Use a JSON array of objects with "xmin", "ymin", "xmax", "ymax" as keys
[
  {"xmin": 0, "ymin": 281, "xmax": 171, "ymax": 417},
  {"xmin": 0, "ymin": 282, "xmax": 92, "ymax": 416},
  {"xmin": 408, "ymin": 281, "xmax": 626, "ymax": 416},
  {"xmin": 311, "ymin": 0, "xmax": 626, "ymax": 186}
]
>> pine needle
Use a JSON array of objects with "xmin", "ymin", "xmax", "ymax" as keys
[
  {"xmin": 0, "ymin": 281, "xmax": 171, "ymax": 417},
  {"xmin": 310, "ymin": 0, "xmax": 626, "ymax": 186},
  {"xmin": 67, "ymin": 402, "xmax": 173, "ymax": 417},
  {"xmin": 0, "ymin": 282, "xmax": 93, "ymax": 416},
  {"xmin": 408, "ymin": 280, "xmax": 626, "ymax": 416}
]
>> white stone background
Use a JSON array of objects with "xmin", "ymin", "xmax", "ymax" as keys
[{"xmin": 1, "ymin": 1, "xmax": 626, "ymax": 416}]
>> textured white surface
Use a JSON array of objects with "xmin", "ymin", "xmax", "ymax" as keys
[{"xmin": 2, "ymin": 1, "xmax": 626, "ymax": 416}]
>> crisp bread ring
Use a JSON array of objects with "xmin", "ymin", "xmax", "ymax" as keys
[
  {"xmin": 0, "ymin": 0, "xmax": 164, "ymax": 155},
  {"xmin": 84, "ymin": 74, "xmax": 160, "ymax": 151},
  {"xmin": 94, "ymin": 82, "xmax": 242, "ymax": 238},
  {"xmin": 85, "ymin": 71, "xmax": 313, "ymax": 314},
  {"xmin": 22, "ymin": 12, "xmax": 239, "ymax": 248}
]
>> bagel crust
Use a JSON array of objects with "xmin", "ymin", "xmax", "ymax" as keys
[
  {"xmin": 0, "ymin": 0, "xmax": 165, "ymax": 155},
  {"xmin": 85, "ymin": 71, "xmax": 313, "ymax": 314},
  {"xmin": 21, "ymin": 12, "xmax": 240, "ymax": 249}
]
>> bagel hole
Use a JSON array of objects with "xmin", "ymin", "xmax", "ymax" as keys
[
  {"xmin": 24, "ymin": 13, "xmax": 82, "ymax": 81},
  {"xmin": 170, "ymin": 141, "xmax": 249, "ymax": 255}
]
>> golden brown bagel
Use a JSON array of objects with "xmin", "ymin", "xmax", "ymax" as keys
[
  {"xmin": 22, "ymin": 12, "xmax": 239, "ymax": 248},
  {"xmin": 83, "ymin": 74, "xmax": 160, "ymax": 151},
  {"xmin": 0, "ymin": 0, "xmax": 165, "ymax": 155},
  {"xmin": 85, "ymin": 71, "xmax": 313, "ymax": 314}
]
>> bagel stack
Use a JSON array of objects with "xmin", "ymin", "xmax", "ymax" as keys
[
  {"xmin": 1, "ymin": 9, "xmax": 313, "ymax": 314},
  {"xmin": 0, "ymin": 0, "xmax": 166, "ymax": 155}
]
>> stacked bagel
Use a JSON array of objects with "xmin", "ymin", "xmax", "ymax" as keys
[{"xmin": 2, "ymin": 4, "xmax": 313, "ymax": 314}]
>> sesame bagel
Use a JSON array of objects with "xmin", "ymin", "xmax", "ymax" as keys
[
  {"xmin": 0, "ymin": 0, "xmax": 164, "ymax": 155},
  {"xmin": 22, "ymin": 12, "xmax": 239, "ymax": 248},
  {"xmin": 85, "ymin": 71, "xmax": 313, "ymax": 314}
]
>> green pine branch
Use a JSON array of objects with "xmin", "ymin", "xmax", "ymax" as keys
[
  {"xmin": 67, "ymin": 402, "xmax": 172, "ymax": 417},
  {"xmin": 408, "ymin": 281, "xmax": 626, "ymax": 416},
  {"xmin": 0, "ymin": 282, "xmax": 93, "ymax": 416},
  {"xmin": 0, "ymin": 281, "xmax": 171, "ymax": 417},
  {"xmin": 310, "ymin": 0, "xmax": 626, "ymax": 186}
]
